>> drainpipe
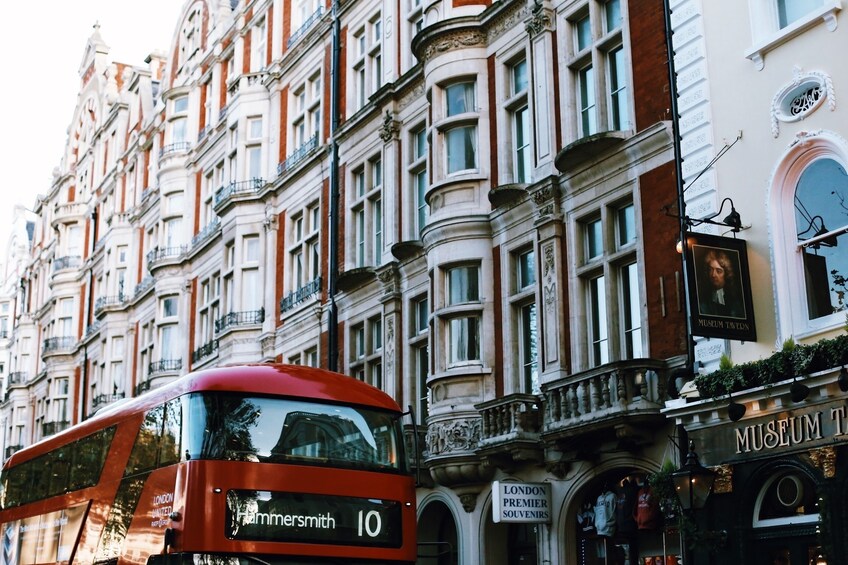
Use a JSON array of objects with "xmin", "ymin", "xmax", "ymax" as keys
[
  {"xmin": 327, "ymin": 0, "xmax": 341, "ymax": 371},
  {"xmin": 662, "ymin": 1, "xmax": 697, "ymax": 561},
  {"xmin": 662, "ymin": 0, "xmax": 694, "ymax": 375}
]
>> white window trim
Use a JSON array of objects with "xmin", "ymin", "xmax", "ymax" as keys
[{"xmin": 746, "ymin": 0, "xmax": 841, "ymax": 70}]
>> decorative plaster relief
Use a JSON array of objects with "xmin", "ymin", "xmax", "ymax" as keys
[{"xmin": 771, "ymin": 68, "xmax": 835, "ymax": 138}]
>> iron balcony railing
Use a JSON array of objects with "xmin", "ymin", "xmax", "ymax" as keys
[
  {"xmin": 215, "ymin": 308, "xmax": 265, "ymax": 334},
  {"xmin": 280, "ymin": 277, "xmax": 321, "ymax": 313},
  {"xmin": 92, "ymin": 392, "xmax": 126, "ymax": 411},
  {"xmin": 214, "ymin": 178, "xmax": 265, "ymax": 208},
  {"xmin": 84, "ymin": 320, "xmax": 102, "ymax": 338},
  {"xmin": 191, "ymin": 218, "xmax": 221, "ymax": 251},
  {"xmin": 8, "ymin": 372, "xmax": 26, "ymax": 385},
  {"xmin": 43, "ymin": 336, "xmax": 77, "ymax": 354},
  {"xmin": 149, "ymin": 358, "xmax": 183, "ymax": 376},
  {"xmin": 52, "ymin": 255, "xmax": 82, "ymax": 273},
  {"xmin": 94, "ymin": 294, "xmax": 125, "ymax": 315},
  {"xmin": 134, "ymin": 380, "xmax": 152, "ymax": 396},
  {"xmin": 147, "ymin": 245, "xmax": 188, "ymax": 268},
  {"xmin": 159, "ymin": 141, "xmax": 192, "ymax": 157},
  {"xmin": 42, "ymin": 420, "xmax": 71, "ymax": 437},
  {"xmin": 288, "ymin": 6, "xmax": 324, "ymax": 47},
  {"xmin": 134, "ymin": 275, "xmax": 155, "ymax": 299},
  {"xmin": 277, "ymin": 135, "xmax": 318, "ymax": 175},
  {"xmin": 192, "ymin": 339, "xmax": 219, "ymax": 363}
]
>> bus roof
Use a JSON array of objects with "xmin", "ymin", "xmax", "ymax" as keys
[{"xmin": 4, "ymin": 364, "xmax": 403, "ymax": 468}]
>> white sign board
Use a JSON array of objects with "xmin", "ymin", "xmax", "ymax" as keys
[{"xmin": 492, "ymin": 481, "xmax": 551, "ymax": 523}]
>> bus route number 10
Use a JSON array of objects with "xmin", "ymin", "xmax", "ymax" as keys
[{"xmin": 357, "ymin": 509, "xmax": 382, "ymax": 538}]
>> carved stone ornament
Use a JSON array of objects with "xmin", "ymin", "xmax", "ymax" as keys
[
  {"xmin": 808, "ymin": 446, "xmax": 837, "ymax": 478},
  {"xmin": 525, "ymin": 1, "xmax": 553, "ymax": 36},
  {"xmin": 459, "ymin": 492, "xmax": 479, "ymax": 512},
  {"xmin": 488, "ymin": 4, "xmax": 530, "ymax": 43},
  {"xmin": 422, "ymin": 30, "xmax": 486, "ymax": 62},
  {"xmin": 532, "ymin": 185, "xmax": 560, "ymax": 218},
  {"xmin": 425, "ymin": 418, "xmax": 482, "ymax": 456},
  {"xmin": 377, "ymin": 265, "xmax": 400, "ymax": 296},
  {"xmin": 711, "ymin": 464, "xmax": 733, "ymax": 494},
  {"xmin": 379, "ymin": 110, "xmax": 400, "ymax": 142}
]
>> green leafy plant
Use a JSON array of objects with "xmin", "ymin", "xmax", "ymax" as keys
[{"xmin": 695, "ymin": 334, "xmax": 848, "ymax": 400}]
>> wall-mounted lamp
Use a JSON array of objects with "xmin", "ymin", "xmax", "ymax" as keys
[
  {"xmin": 838, "ymin": 366, "xmax": 848, "ymax": 392},
  {"xmin": 691, "ymin": 197, "xmax": 744, "ymax": 233},
  {"xmin": 727, "ymin": 397, "xmax": 746, "ymax": 422},
  {"xmin": 665, "ymin": 197, "xmax": 747, "ymax": 235},
  {"xmin": 790, "ymin": 377, "xmax": 810, "ymax": 403}
]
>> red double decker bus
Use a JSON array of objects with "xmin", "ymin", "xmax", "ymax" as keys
[{"xmin": 0, "ymin": 364, "xmax": 417, "ymax": 564}]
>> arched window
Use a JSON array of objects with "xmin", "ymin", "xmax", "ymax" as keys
[
  {"xmin": 770, "ymin": 132, "xmax": 848, "ymax": 337},
  {"xmin": 752, "ymin": 469, "xmax": 819, "ymax": 528}
]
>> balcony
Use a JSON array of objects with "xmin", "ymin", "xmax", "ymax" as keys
[
  {"xmin": 213, "ymin": 178, "xmax": 266, "ymax": 209},
  {"xmin": 94, "ymin": 294, "xmax": 126, "ymax": 317},
  {"xmin": 7, "ymin": 372, "xmax": 26, "ymax": 385},
  {"xmin": 5, "ymin": 444, "xmax": 22, "ymax": 459},
  {"xmin": 43, "ymin": 336, "xmax": 77, "ymax": 356},
  {"xmin": 135, "ymin": 380, "xmax": 152, "ymax": 396},
  {"xmin": 91, "ymin": 392, "xmax": 126, "ymax": 412},
  {"xmin": 280, "ymin": 277, "xmax": 321, "ymax": 313},
  {"xmin": 52, "ymin": 202, "xmax": 87, "ymax": 227},
  {"xmin": 84, "ymin": 319, "xmax": 102, "ymax": 340},
  {"xmin": 159, "ymin": 141, "xmax": 192, "ymax": 158},
  {"xmin": 215, "ymin": 308, "xmax": 265, "ymax": 334},
  {"xmin": 52, "ymin": 255, "xmax": 82, "ymax": 274},
  {"xmin": 149, "ymin": 358, "xmax": 183, "ymax": 376},
  {"xmin": 475, "ymin": 394, "xmax": 543, "ymax": 469},
  {"xmin": 541, "ymin": 358, "xmax": 677, "ymax": 456},
  {"xmin": 147, "ymin": 245, "xmax": 188, "ymax": 271},
  {"xmin": 42, "ymin": 420, "xmax": 71, "ymax": 437},
  {"xmin": 189, "ymin": 218, "xmax": 221, "ymax": 255},
  {"xmin": 288, "ymin": 6, "xmax": 324, "ymax": 47},
  {"xmin": 192, "ymin": 338, "xmax": 219, "ymax": 364},
  {"xmin": 277, "ymin": 135, "xmax": 318, "ymax": 175},
  {"xmin": 133, "ymin": 275, "xmax": 155, "ymax": 301}
]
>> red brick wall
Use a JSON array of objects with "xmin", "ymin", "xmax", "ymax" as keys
[
  {"xmin": 641, "ymin": 161, "xmax": 687, "ymax": 359},
  {"xmin": 629, "ymin": 0, "xmax": 672, "ymax": 131}
]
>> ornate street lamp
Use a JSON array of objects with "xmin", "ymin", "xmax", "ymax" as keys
[{"xmin": 672, "ymin": 441, "xmax": 716, "ymax": 511}]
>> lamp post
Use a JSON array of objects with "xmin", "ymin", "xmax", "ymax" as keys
[{"xmin": 672, "ymin": 441, "xmax": 716, "ymax": 564}]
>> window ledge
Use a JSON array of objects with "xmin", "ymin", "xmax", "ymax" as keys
[{"xmin": 745, "ymin": 1, "xmax": 842, "ymax": 71}]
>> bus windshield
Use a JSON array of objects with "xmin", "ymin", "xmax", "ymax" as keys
[{"xmin": 183, "ymin": 392, "xmax": 406, "ymax": 473}]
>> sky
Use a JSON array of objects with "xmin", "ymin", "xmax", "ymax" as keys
[{"xmin": 0, "ymin": 1, "xmax": 187, "ymax": 251}]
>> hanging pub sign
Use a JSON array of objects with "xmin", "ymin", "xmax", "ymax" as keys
[{"xmin": 684, "ymin": 232, "xmax": 756, "ymax": 341}]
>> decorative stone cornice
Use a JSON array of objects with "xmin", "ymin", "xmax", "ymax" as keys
[{"xmin": 426, "ymin": 30, "xmax": 486, "ymax": 60}]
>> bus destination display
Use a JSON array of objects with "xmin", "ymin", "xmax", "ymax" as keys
[{"xmin": 225, "ymin": 490, "xmax": 402, "ymax": 547}]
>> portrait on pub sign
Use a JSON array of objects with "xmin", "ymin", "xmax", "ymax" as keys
[{"xmin": 685, "ymin": 232, "xmax": 756, "ymax": 341}]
